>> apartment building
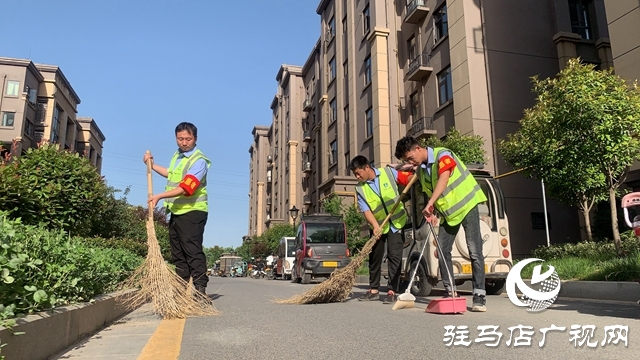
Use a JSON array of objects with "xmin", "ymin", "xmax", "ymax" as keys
[
  {"xmin": 0, "ymin": 57, "xmax": 105, "ymax": 173},
  {"xmin": 603, "ymin": 0, "xmax": 640, "ymax": 190},
  {"xmin": 247, "ymin": 125, "xmax": 270, "ymax": 238},
  {"xmin": 247, "ymin": 0, "xmax": 616, "ymax": 257}
]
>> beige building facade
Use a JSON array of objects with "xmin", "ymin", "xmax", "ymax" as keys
[
  {"xmin": 0, "ymin": 57, "xmax": 105, "ymax": 173},
  {"xmin": 603, "ymin": 0, "xmax": 640, "ymax": 190},
  {"xmin": 246, "ymin": 0, "xmax": 623, "ymax": 257},
  {"xmin": 246, "ymin": 125, "xmax": 270, "ymax": 239}
]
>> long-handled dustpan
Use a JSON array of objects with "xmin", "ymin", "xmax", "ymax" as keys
[
  {"xmin": 425, "ymin": 221, "xmax": 466, "ymax": 314},
  {"xmin": 392, "ymin": 221, "xmax": 430, "ymax": 310}
]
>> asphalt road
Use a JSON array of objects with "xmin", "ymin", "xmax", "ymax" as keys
[{"xmin": 175, "ymin": 276, "xmax": 639, "ymax": 360}]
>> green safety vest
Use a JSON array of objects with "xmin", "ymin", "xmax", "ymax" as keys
[
  {"xmin": 164, "ymin": 148, "xmax": 211, "ymax": 215},
  {"xmin": 418, "ymin": 147, "xmax": 487, "ymax": 226},
  {"xmin": 355, "ymin": 167, "xmax": 407, "ymax": 234}
]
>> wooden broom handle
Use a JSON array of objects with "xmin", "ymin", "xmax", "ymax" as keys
[
  {"xmin": 146, "ymin": 150, "xmax": 154, "ymax": 221},
  {"xmin": 376, "ymin": 173, "xmax": 419, "ymax": 234}
]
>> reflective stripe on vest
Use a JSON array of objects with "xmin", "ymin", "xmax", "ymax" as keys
[
  {"xmin": 418, "ymin": 147, "xmax": 487, "ymax": 226},
  {"xmin": 165, "ymin": 149, "xmax": 210, "ymax": 215},
  {"xmin": 355, "ymin": 167, "xmax": 407, "ymax": 234}
]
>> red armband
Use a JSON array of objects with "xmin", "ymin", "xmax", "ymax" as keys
[
  {"xmin": 438, "ymin": 155, "xmax": 456, "ymax": 175},
  {"xmin": 179, "ymin": 174, "xmax": 201, "ymax": 196},
  {"xmin": 397, "ymin": 171, "xmax": 413, "ymax": 186}
]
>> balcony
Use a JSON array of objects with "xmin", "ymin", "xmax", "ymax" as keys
[
  {"xmin": 408, "ymin": 117, "xmax": 436, "ymax": 139},
  {"xmin": 406, "ymin": 54, "xmax": 433, "ymax": 81},
  {"xmin": 303, "ymin": 130, "xmax": 311, "ymax": 142},
  {"xmin": 404, "ymin": 0, "xmax": 429, "ymax": 24},
  {"xmin": 267, "ymin": 170, "xmax": 272, "ymax": 183},
  {"xmin": 303, "ymin": 98, "xmax": 313, "ymax": 111},
  {"xmin": 302, "ymin": 161, "xmax": 312, "ymax": 173},
  {"xmin": 303, "ymin": 194, "xmax": 311, "ymax": 205}
]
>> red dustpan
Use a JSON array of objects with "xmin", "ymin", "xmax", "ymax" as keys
[{"xmin": 424, "ymin": 221, "xmax": 467, "ymax": 314}]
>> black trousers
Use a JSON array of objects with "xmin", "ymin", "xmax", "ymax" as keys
[
  {"xmin": 369, "ymin": 230, "xmax": 403, "ymax": 292},
  {"xmin": 168, "ymin": 210, "xmax": 208, "ymax": 288}
]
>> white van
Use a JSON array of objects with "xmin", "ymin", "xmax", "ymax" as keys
[{"xmin": 275, "ymin": 236, "xmax": 296, "ymax": 280}]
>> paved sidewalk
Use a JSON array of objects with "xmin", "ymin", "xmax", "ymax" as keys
[{"xmin": 50, "ymin": 304, "xmax": 161, "ymax": 360}]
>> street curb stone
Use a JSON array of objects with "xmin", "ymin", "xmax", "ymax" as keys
[
  {"xmin": 355, "ymin": 275, "xmax": 640, "ymax": 303},
  {"xmin": 0, "ymin": 289, "xmax": 138, "ymax": 360}
]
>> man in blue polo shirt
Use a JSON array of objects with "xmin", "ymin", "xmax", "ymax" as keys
[
  {"xmin": 350, "ymin": 155, "xmax": 411, "ymax": 304},
  {"xmin": 143, "ymin": 122, "xmax": 211, "ymax": 295}
]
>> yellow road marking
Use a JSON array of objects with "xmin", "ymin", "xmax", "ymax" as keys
[{"xmin": 137, "ymin": 318, "xmax": 185, "ymax": 360}]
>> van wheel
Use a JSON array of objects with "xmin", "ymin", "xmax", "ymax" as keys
[
  {"xmin": 301, "ymin": 273, "xmax": 312, "ymax": 284},
  {"xmin": 486, "ymin": 280, "xmax": 506, "ymax": 295},
  {"xmin": 403, "ymin": 259, "xmax": 432, "ymax": 297}
]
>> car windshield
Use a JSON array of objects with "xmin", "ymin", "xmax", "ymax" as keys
[
  {"xmin": 287, "ymin": 240, "xmax": 296, "ymax": 257},
  {"xmin": 305, "ymin": 223, "xmax": 345, "ymax": 243}
]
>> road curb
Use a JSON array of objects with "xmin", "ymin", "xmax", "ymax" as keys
[
  {"xmin": 556, "ymin": 280, "xmax": 640, "ymax": 303},
  {"xmin": 355, "ymin": 275, "xmax": 640, "ymax": 303},
  {"xmin": 0, "ymin": 289, "xmax": 138, "ymax": 360}
]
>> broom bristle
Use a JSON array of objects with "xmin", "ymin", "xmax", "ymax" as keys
[
  {"xmin": 118, "ymin": 220, "xmax": 219, "ymax": 319},
  {"xmin": 273, "ymin": 233, "xmax": 382, "ymax": 305}
]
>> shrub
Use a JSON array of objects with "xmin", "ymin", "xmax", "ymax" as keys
[
  {"xmin": 532, "ymin": 231, "xmax": 640, "ymax": 261},
  {"xmin": 0, "ymin": 143, "xmax": 108, "ymax": 235},
  {"xmin": 0, "ymin": 213, "xmax": 142, "ymax": 322}
]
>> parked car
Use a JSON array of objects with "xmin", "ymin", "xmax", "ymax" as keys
[{"xmin": 291, "ymin": 214, "xmax": 351, "ymax": 284}]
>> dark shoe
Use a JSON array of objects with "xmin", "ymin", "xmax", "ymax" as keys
[
  {"xmin": 382, "ymin": 292, "xmax": 397, "ymax": 304},
  {"xmin": 358, "ymin": 290, "xmax": 380, "ymax": 301},
  {"xmin": 472, "ymin": 294, "xmax": 486, "ymax": 312},
  {"xmin": 195, "ymin": 285, "xmax": 207, "ymax": 295}
]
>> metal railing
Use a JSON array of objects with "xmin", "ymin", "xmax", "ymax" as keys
[
  {"xmin": 406, "ymin": 0, "xmax": 427, "ymax": 15},
  {"xmin": 409, "ymin": 117, "xmax": 434, "ymax": 136},
  {"xmin": 408, "ymin": 54, "xmax": 431, "ymax": 76}
]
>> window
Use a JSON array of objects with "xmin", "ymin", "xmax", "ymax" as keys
[
  {"xmin": 410, "ymin": 91, "xmax": 420, "ymax": 121},
  {"xmin": 342, "ymin": 16, "xmax": 347, "ymax": 36},
  {"xmin": 438, "ymin": 67, "xmax": 453, "ymax": 105},
  {"xmin": 369, "ymin": 158, "xmax": 375, "ymax": 168},
  {"xmin": 1, "ymin": 112, "xmax": 15, "ymax": 127},
  {"xmin": 330, "ymin": 140, "xmax": 338, "ymax": 165},
  {"xmin": 568, "ymin": 0, "xmax": 594, "ymax": 39},
  {"xmin": 329, "ymin": 56, "xmax": 336, "ymax": 82},
  {"xmin": 28, "ymin": 88, "xmax": 37, "ymax": 104},
  {"xmin": 434, "ymin": 5, "xmax": 448, "ymax": 42},
  {"xmin": 364, "ymin": 55, "xmax": 372, "ymax": 85},
  {"xmin": 407, "ymin": 35, "xmax": 416, "ymax": 61},
  {"xmin": 330, "ymin": 98, "xmax": 337, "ymax": 122},
  {"xmin": 344, "ymin": 153, "xmax": 350, "ymax": 175},
  {"xmin": 363, "ymin": 4, "xmax": 370, "ymax": 34},
  {"xmin": 328, "ymin": 16, "xmax": 336, "ymax": 39},
  {"xmin": 24, "ymin": 119, "xmax": 35, "ymax": 138},
  {"xmin": 5, "ymin": 81, "xmax": 19, "ymax": 96},
  {"xmin": 343, "ymin": 60, "xmax": 348, "ymax": 78},
  {"xmin": 365, "ymin": 107, "xmax": 373, "ymax": 137}
]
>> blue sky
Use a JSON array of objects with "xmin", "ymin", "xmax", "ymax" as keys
[{"xmin": 0, "ymin": 1, "xmax": 320, "ymax": 248}]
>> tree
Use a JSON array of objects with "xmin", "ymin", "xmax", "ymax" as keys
[
  {"xmin": 204, "ymin": 245, "xmax": 225, "ymax": 266},
  {"xmin": 422, "ymin": 127, "xmax": 487, "ymax": 165},
  {"xmin": 322, "ymin": 195, "xmax": 367, "ymax": 253},
  {"xmin": 252, "ymin": 223, "xmax": 295, "ymax": 255},
  {"xmin": 499, "ymin": 59, "xmax": 640, "ymax": 251}
]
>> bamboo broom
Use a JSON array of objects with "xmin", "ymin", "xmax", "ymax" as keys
[
  {"xmin": 118, "ymin": 151, "xmax": 218, "ymax": 318},
  {"xmin": 275, "ymin": 173, "xmax": 419, "ymax": 304}
]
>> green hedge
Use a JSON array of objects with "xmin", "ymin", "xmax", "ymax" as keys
[
  {"xmin": 0, "ymin": 213, "xmax": 142, "ymax": 323},
  {"xmin": 532, "ymin": 231, "xmax": 640, "ymax": 261}
]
